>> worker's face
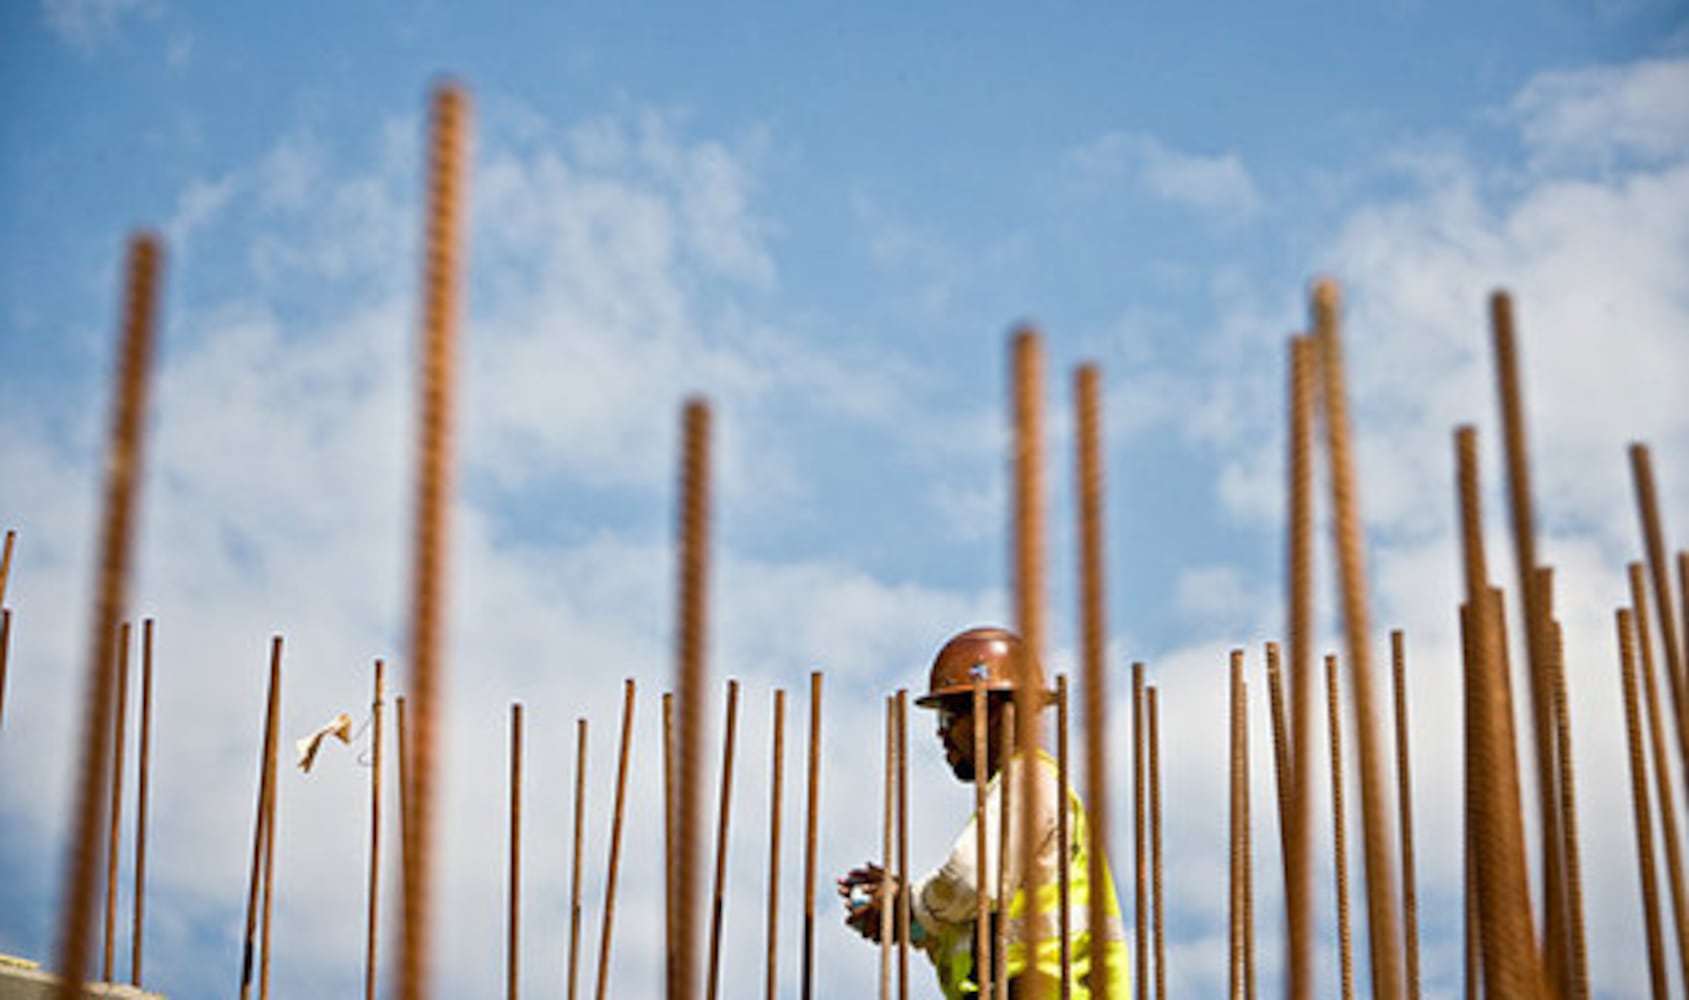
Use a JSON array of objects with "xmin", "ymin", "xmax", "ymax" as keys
[{"xmin": 934, "ymin": 697, "xmax": 989, "ymax": 783}]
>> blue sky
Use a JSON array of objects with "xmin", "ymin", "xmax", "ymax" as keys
[{"xmin": 3, "ymin": 2, "xmax": 1688, "ymax": 997}]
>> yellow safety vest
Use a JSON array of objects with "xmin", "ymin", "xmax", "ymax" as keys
[{"xmin": 922, "ymin": 751, "xmax": 1132, "ymax": 999}]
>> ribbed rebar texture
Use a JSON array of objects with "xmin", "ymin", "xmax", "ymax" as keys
[
  {"xmin": 1075, "ymin": 363, "xmax": 1109, "ymax": 1000},
  {"xmin": 1265, "ymin": 643, "xmax": 1291, "ymax": 899},
  {"xmin": 1490, "ymin": 292, "xmax": 1567, "ymax": 991},
  {"xmin": 0, "ymin": 529, "xmax": 14, "ymax": 607},
  {"xmin": 54, "ymin": 233, "xmax": 161, "ymax": 1000},
  {"xmin": 802, "ymin": 671, "xmax": 822, "ymax": 1000},
  {"xmin": 596, "ymin": 679, "xmax": 637, "ymax": 1000},
  {"xmin": 1229, "ymin": 649, "xmax": 1251, "ymax": 1000},
  {"xmin": 1545, "ymin": 596, "xmax": 1588, "ymax": 999},
  {"xmin": 258, "ymin": 664, "xmax": 279, "ymax": 1000},
  {"xmin": 1327, "ymin": 655, "xmax": 1354, "ymax": 1000},
  {"xmin": 707, "ymin": 680, "xmax": 741, "ymax": 1000},
  {"xmin": 1285, "ymin": 334, "xmax": 1317, "ymax": 1000},
  {"xmin": 104, "ymin": 622, "xmax": 132, "ymax": 984},
  {"xmin": 880, "ymin": 696, "xmax": 895, "ymax": 1000},
  {"xmin": 0, "ymin": 609, "xmax": 10, "ymax": 731},
  {"xmin": 240, "ymin": 638, "xmax": 282, "ymax": 1000},
  {"xmin": 1459, "ymin": 609, "xmax": 1480, "ymax": 1000},
  {"xmin": 1055, "ymin": 675, "xmax": 1072, "ymax": 999},
  {"xmin": 1629, "ymin": 563, "xmax": 1689, "ymax": 989},
  {"xmin": 973, "ymin": 675, "xmax": 991, "ymax": 1000},
  {"xmin": 766, "ymin": 690, "xmax": 785, "ymax": 1000},
  {"xmin": 1389, "ymin": 632, "xmax": 1422, "ymax": 1000},
  {"xmin": 1456, "ymin": 428, "xmax": 1544, "ymax": 997},
  {"xmin": 897, "ymin": 689, "xmax": 911, "ymax": 1000},
  {"xmin": 1619, "ymin": 609, "xmax": 1670, "ymax": 999},
  {"xmin": 1630, "ymin": 445, "xmax": 1689, "ymax": 802},
  {"xmin": 1149, "ymin": 686, "xmax": 1165, "ymax": 1000},
  {"xmin": 1312, "ymin": 279, "xmax": 1404, "ymax": 1000},
  {"xmin": 674, "ymin": 397, "xmax": 712, "ymax": 1000},
  {"xmin": 132, "ymin": 619, "xmax": 155, "ymax": 987},
  {"xmin": 399, "ymin": 81, "xmax": 468, "ymax": 1000},
  {"xmin": 508, "ymin": 703, "xmax": 523, "ymax": 1000},
  {"xmin": 569, "ymin": 717, "xmax": 588, "ymax": 1000},
  {"xmin": 1134, "ymin": 661, "xmax": 1148, "ymax": 1000},
  {"xmin": 365, "ymin": 661, "xmax": 383, "ymax": 1000},
  {"xmin": 995, "ymin": 703, "xmax": 1017, "ymax": 1000},
  {"xmin": 1011, "ymin": 328, "xmax": 1051, "ymax": 1000}
]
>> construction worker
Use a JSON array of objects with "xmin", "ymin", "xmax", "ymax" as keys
[{"xmin": 838, "ymin": 626, "xmax": 1132, "ymax": 998}]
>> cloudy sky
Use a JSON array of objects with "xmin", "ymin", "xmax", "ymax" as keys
[{"xmin": 3, "ymin": 2, "xmax": 1687, "ymax": 997}]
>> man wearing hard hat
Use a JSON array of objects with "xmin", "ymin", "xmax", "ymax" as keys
[{"xmin": 838, "ymin": 626, "xmax": 1132, "ymax": 998}]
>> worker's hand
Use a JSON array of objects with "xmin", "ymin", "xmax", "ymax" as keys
[{"xmin": 836, "ymin": 862, "xmax": 894, "ymax": 941}]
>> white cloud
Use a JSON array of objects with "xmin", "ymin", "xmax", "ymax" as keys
[
  {"xmin": 1067, "ymin": 132, "xmax": 1264, "ymax": 220},
  {"xmin": 1512, "ymin": 57, "xmax": 1689, "ymax": 167}
]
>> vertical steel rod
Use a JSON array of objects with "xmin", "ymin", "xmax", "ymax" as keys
[
  {"xmin": 1149, "ymin": 686, "xmax": 1165, "ymax": 1000},
  {"xmin": 801, "ymin": 670, "xmax": 822, "ymax": 1000},
  {"xmin": 1285, "ymin": 333, "xmax": 1317, "ymax": 1000},
  {"xmin": 259, "ymin": 673, "xmax": 279, "ymax": 1000},
  {"xmin": 1327, "ymin": 654, "xmax": 1354, "ymax": 1000},
  {"xmin": 880, "ymin": 695, "xmax": 895, "ymax": 1000},
  {"xmin": 1544, "ymin": 592, "xmax": 1588, "ymax": 998},
  {"xmin": 0, "ymin": 609, "xmax": 10, "ymax": 731},
  {"xmin": 365, "ymin": 660, "xmax": 384, "ymax": 1000},
  {"xmin": 104, "ymin": 622, "xmax": 132, "ymax": 984},
  {"xmin": 663, "ymin": 692, "xmax": 676, "ymax": 998},
  {"xmin": 973, "ymin": 673, "xmax": 991, "ymax": 1000},
  {"xmin": 132, "ymin": 619, "xmax": 154, "ymax": 987},
  {"xmin": 53, "ymin": 234, "xmax": 161, "ymax": 1000},
  {"xmin": 1134, "ymin": 661, "xmax": 1148, "ymax": 1000},
  {"xmin": 239, "ymin": 640, "xmax": 282, "ymax": 1000},
  {"xmin": 1075, "ymin": 362, "xmax": 1109, "ymax": 1000},
  {"xmin": 707, "ymin": 680, "xmax": 740, "ymax": 1000},
  {"xmin": 674, "ymin": 399, "xmax": 712, "ymax": 1000},
  {"xmin": 1390, "ymin": 631, "xmax": 1421, "ymax": 1000},
  {"xmin": 1266, "ymin": 642, "xmax": 1291, "ymax": 885},
  {"xmin": 897, "ymin": 689, "xmax": 911, "ymax": 1000},
  {"xmin": 0, "ymin": 529, "xmax": 15, "ymax": 607},
  {"xmin": 508, "ymin": 702, "xmax": 523, "ymax": 1000},
  {"xmin": 594, "ymin": 679, "xmax": 637, "ymax": 1000},
  {"xmin": 995, "ymin": 702, "xmax": 1016, "ymax": 1000},
  {"xmin": 1619, "ymin": 608, "xmax": 1670, "ymax": 999},
  {"xmin": 1631, "ymin": 444, "xmax": 1689, "ymax": 795},
  {"xmin": 1312, "ymin": 279, "xmax": 1403, "ymax": 1000},
  {"xmin": 1056, "ymin": 674, "xmax": 1071, "ymax": 999},
  {"xmin": 568, "ymin": 717, "xmax": 587, "ymax": 1000},
  {"xmin": 1630, "ymin": 563, "xmax": 1689, "ymax": 989},
  {"xmin": 399, "ymin": 81, "xmax": 469, "ymax": 1000},
  {"xmin": 1459, "ymin": 608, "xmax": 1480, "ymax": 1000},
  {"xmin": 1230, "ymin": 650, "xmax": 1245, "ymax": 1000},
  {"xmin": 765, "ymin": 691, "xmax": 786, "ymax": 1000}
]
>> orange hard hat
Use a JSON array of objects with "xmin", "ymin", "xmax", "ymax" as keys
[{"xmin": 914, "ymin": 626, "xmax": 1050, "ymax": 708}]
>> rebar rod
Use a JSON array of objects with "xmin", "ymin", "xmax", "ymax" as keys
[
  {"xmin": 104, "ymin": 622, "xmax": 132, "ymax": 984},
  {"xmin": 365, "ymin": 660, "xmax": 384, "ymax": 1000},
  {"xmin": 569, "ymin": 718, "xmax": 587, "ymax": 1000},
  {"xmin": 239, "ymin": 639, "xmax": 282, "ymax": 1000},
  {"xmin": 1619, "ymin": 608, "xmax": 1670, "ymax": 999},
  {"xmin": 974, "ymin": 673, "xmax": 991, "ymax": 1000},
  {"xmin": 1456, "ymin": 428, "xmax": 1544, "ymax": 997},
  {"xmin": 259, "ymin": 674, "xmax": 279, "ymax": 1000},
  {"xmin": 0, "ymin": 609, "xmax": 10, "ymax": 731},
  {"xmin": 995, "ymin": 702, "xmax": 1016, "ymax": 1000},
  {"xmin": 674, "ymin": 398, "xmax": 712, "ymax": 1000},
  {"xmin": 1459, "ymin": 608, "xmax": 1480, "ymax": 1000},
  {"xmin": 399, "ymin": 81, "xmax": 468, "ymax": 1000},
  {"xmin": 1544, "ymin": 591, "xmax": 1588, "ymax": 999},
  {"xmin": 0, "ymin": 529, "xmax": 14, "ymax": 607},
  {"xmin": 508, "ymin": 702, "xmax": 523, "ymax": 1000},
  {"xmin": 1631, "ymin": 445, "xmax": 1689, "ymax": 800},
  {"xmin": 1134, "ymin": 661, "xmax": 1148, "ymax": 1000},
  {"xmin": 53, "ymin": 233, "xmax": 161, "ymax": 1000},
  {"xmin": 1630, "ymin": 563, "xmax": 1689, "ymax": 990},
  {"xmin": 1312, "ymin": 279, "xmax": 1403, "ymax": 1000},
  {"xmin": 1149, "ymin": 686, "xmax": 1165, "ymax": 1000},
  {"xmin": 801, "ymin": 670, "xmax": 822, "ymax": 1000},
  {"xmin": 132, "ymin": 619, "xmax": 154, "ymax": 987},
  {"xmin": 663, "ymin": 692, "xmax": 675, "ymax": 998},
  {"xmin": 897, "ymin": 689, "xmax": 911, "ymax": 1000},
  {"xmin": 1011, "ymin": 327, "xmax": 1050, "ymax": 1000},
  {"xmin": 766, "ymin": 691, "xmax": 786, "ymax": 1000},
  {"xmin": 1490, "ymin": 292, "xmax": 1566, "ymax": 988},
  {"xmin": 881, "ymin": 695, "xmax": 895, "ymax": 1000},
  {"xmin": 1230, "ymin": 649, "xmax": 1246, "ymax": 1000},
  {"xmin": 1390, "ymin": 631, "xmax": 1422, "ymax": 1000},
  {"xmin": 1266, "ymin": 642, "xmax": 1291, "ymax": 884},
  {"xmin": 707, "ymin": 680, "xmax": 740, "ymax": 1000},
  {"xmin": 1285, "ymin": 334, "xmax": 1317, "ymax": 1000},
  {"xmin": 594, "ymin": 679, "xmax": 636, "ymax": 1000},
  {"xmin": 1056, "ymin": 674, "xmax": 1071, "ymax": 999},
  {"xmin": 1075, "ymin": 362, "xmax": 1108, "ymax": 1000},
  {"xmin": 1327, "ymin": 654, "xmax": 1354, "ymax": 1000}
]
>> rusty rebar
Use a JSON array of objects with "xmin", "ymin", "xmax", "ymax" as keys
[
  {"xmin": 365, "ymin": 660, "xmax": 384, "ymax": 1000},
  {"xmin": 995, "ymin": 701, "xmax": 1017, "ymax": 1000},
  {"xmin": 1265, "ymin": 642, "xmax": 1291, "ymax": 900},
  {"xmin": 240, "ymin": 637, "xmax": 282, "ymax": 1000},
  {"xmin": 259, "ymin": 674, "xmax": 279, "ymax": 1000},
  {"xmin": 766, "ymin": 691, "xmax": 785, "ymax": 1000},
  {"xmin": 973, "ymin": 673, "xmax": 991, "ymax": 1000},
  {"xmin": 1619, "ymin": 608, "xmax": 1670, "ymax": 999},
  {"xmin": 508, "ymin": 702, "xmax": 523, "ymax": 1000},
  {"xmin": 1326, "ymin": 654, "xmax": 1354, "ymax": 1000},
  {"xmin": 594, "ymin": 679, "xmax": 636, "ymax": 1000},
  {"xmin": 1134, "ymin": 661, "xmax": 1148, "ymax": 1000},
  {"xmin": 674, "ymin": 398, "xmax": 712, "ymax": 1000},
  {"xmin": 1389, "ymin": 631, "xmax": 1421, "ymax": 1000},
  {"xmin": 663, "ymin": 692, "xmax": 675, "ymax": 998},
  {"xmin": 801, "ymin": 670, "xmax": 822, "ymax": 1000},
  {"xmin": 1149, "ymin": 686, "xmax": 1165, "ymax": 1000},
  {"xmin": 569, "ymin": 717, "xmax": 587, "ymax": 1000},
  {"xmin": 132, "ymin": 619, "xmax": 154, "ymax": 987},
  {"xmin": 1075, "ymin": 361, "xmax": 1109, "ymax": 1000},
  {"xmin": 707, "ymin": 679, "xmax": 740, "ymax": 1000},
  {"xmin": 881, "ymin": 695, "xmax": 896, "ymax": 1000},
  {"xmin": 0, "ymin": 529, "xmax": 14, "ymax": 607},
  {"xmin": 1630, "ymin": 563, "xmax": 1689, "ymax": 989},
  {"xmin": 0, "ymin": 609, "xmax": 10, "ymax": 731},
  {"xmin": 1285, "ymin": 333, "xmax": 1317, "ymax": 1000},
  {"xmin": 53, "ymin": 233, "xmax": 161, "ymax": 1000},
  {"xmin": 1230, "ymin": 649, "xmax": 1248, "ymax": 1000},
  {"xmin": 1055, "ymin": 674, "xmax": 1071, "ymax": 999},
  {"xmin": 1545, "ymin": 594, "xmax": 1588, "ymax": 999},
  {"xmin": 1456, "ymin": 427, "xmax": 1544, "ymax": 997},
  {"xmin": 1312, "ymin": 279, "xmax": 1403, "ymax": 1000},
  {"xmin": 1011, "ymin": 327, "xmax": 1050, "ymax": 1000},
  {"xmin": 1490, "ymin": 292, "xmax": 1567, "ymax": 990},
  {"xmin": 104, "ymin": 622, "xmax": 132, "ymax": 984},
  {"xmin": 398, "ymin": 81, "xmax": 469, "ymax": 1000},
  {"xmin": 1631, "ymin": 445, "xmax": 1689, "ymax": 798},
  {"xmin": 1459, "ymin": 607, "xmax": 1481, "ymax": 1000},
  {"xmin": 897, "ymin": 689, "xmax": 911, "ymax": 1000}
]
